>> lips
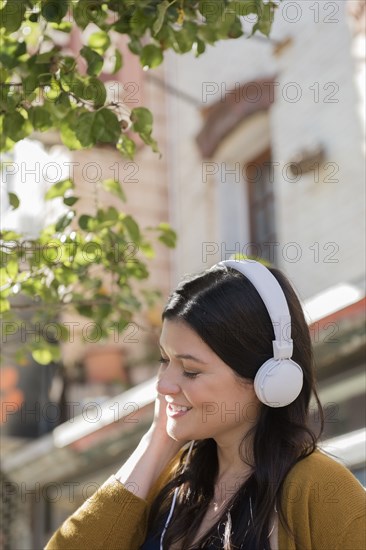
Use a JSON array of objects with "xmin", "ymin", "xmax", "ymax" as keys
[
  {"xmin": 167, "ymin": 403, "xmax": 192, "ymax": 417},
  {"xmin": 169, "ymin": 403, "xmax": 192, "ymax": 412}
]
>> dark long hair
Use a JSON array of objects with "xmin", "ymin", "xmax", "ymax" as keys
[{"xmin": 147, "ymin": 264, "xmax": 324, "ymax": 549}]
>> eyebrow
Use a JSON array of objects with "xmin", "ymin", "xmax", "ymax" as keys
[{"xmin": 158, "ymin": 343, "xmax": 208, "ymax": 365}]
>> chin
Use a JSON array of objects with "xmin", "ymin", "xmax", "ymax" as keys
[{"xmin": 167, "ymin": 427, "xmax": 188, "ymax": 441}]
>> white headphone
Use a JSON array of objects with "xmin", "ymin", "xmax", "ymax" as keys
[
  {"xmin": 218, "ymin": 259, "xmax": 303, "ymax": 408},
  {"xmin": 159, "ymin": 259, "xmax": 303, "ymax": 548}
]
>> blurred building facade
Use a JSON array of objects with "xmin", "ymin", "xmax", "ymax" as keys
[
  {"xmin": 1, "ymin": 1, "xmax": 365, "ymax": 548},
  {"xmin": 163, "ymin": 0, "xmax": 365, "ymax": 476}
]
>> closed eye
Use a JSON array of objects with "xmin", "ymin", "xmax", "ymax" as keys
[
  {"xmin": 182, "ymin": 371, "xmax": 199, "ymax": 379},
  {"xmin": 158, "ymin": 357, "xmax": 199, "ymax": 379}
]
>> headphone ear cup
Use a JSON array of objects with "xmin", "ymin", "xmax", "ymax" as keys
[{"xmin": 254, "ymin": 358, "xmax": 303, "ymax": 408}]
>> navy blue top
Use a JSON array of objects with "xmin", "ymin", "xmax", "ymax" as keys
[
  {"xmin": 139, "ymin": 532, "xmax": 160, "ymax": 550},
  {"xmin": 140, "ymin": 528, "xmax": 225, "ymax": 549},
  {"xmin": 140, "ymin": 511, "xmax": 256, "ymax": 549},
  {"xmin": 140, "ymin": 509, "xmax": 220, "ymax": 549}
]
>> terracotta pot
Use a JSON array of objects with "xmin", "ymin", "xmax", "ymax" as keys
[{"xmin": 83, "ymin": 347, "xmax": 127, "ymax": 383}]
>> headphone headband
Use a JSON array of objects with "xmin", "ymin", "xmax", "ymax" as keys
[{"xmin": 217, "ymin": 260, "xmax": 293, "ymax": 360}]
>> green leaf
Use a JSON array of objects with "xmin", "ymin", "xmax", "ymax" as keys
[
  {"xmin": 0, "ymin": 299, "xmax": 10, "ymax": 313},
  {"xmin": 88, "ymin": 31, "xmax": 111, "ymax": 54},
  {"xmin": 5, "ymin": 91, "xmax": 22, "ymax": 112},
  {"xmin": 22, "ymin": 74, "xmax": 38, "ymax": 96},
  {"xmin": 45, "ymin": 82, "xmax": 61, "ymax": 102},
  {"xmin": 252, "ymin": 2, "xmax": 274, "ymax": 37},
  {"xmin": 60, "ymin": 121, "xmax": 83, "ymax": 150},
  {"xmin": 139, "ymin": 241, "xmax": 155, "ymax": 259},
  {"xmin": 222, "ymin": 13, "xmax": 244, "ymax": 39},
  {"xmin": 1, "ymin": 44, "xmax": 26, "ymax": 75},
  {"xmin": 0, "ymin": 267, "xmax": 8, "ymax": 286},
  {"xmin": 102, "ymin": 179, "xmax": 126, "ymax": 201},
  {"xmin": 28, "ymin": 106, "xmax": 53, "ymax": 131},
  {"xmin": 170, "ymin": 26, "xmax": 196, "ymax": 54},
  {"xmin": 45, "ymin": 179, "xmax": 74, "ymax": 200},
  {"xmin": 41, "ymin": 0, "xmax": 68, "ymax": 23},
  {"xmin": 86, "ymin": 77, "xmax": 107, "ymax": 108},
  {"xmin": 72, "ymin": 0, "xmax": 106, "ymax": 28},
  {"xmin": 140, "ymin": 133, "xmax": 159, "ymax": 153},
  {"xmin": 74, "ymin": 112, "xmax": 95, "ymax": 147},
  {"xmin": 92, "ymin": 109, "xmax": 121, "ymax": 143},
  {"xmin": 75, "ymin": 77, "xmax": 106, "ymax": 108},
  {"xmin": 131, "ymin": 107, "xmax": 153, "ymax": 135},
  {"xmin": 3, "ymin": 111, "xmax": 27, "ymax": 142},
  {"xmin": 37, "ymin": 73, "xmax": 53, "ymax": 87},
  {"xmin": 140, "ymin": 44, "xmax": 164, "ymax": 69},
  {"xmin": 76, "ymin": 304, "xmax": 93, "ymax": 317},
  {"xmin": 0, "ymin": 230, "xmax": 21, "ymax": 240},
  {"xmin": 81, "ymin": 241, "xmax": 102, "ymax": 263},
  {"xmin": 72, "ymin": 0, "xmax": 91, "ymax": 29},
  {"xmin": 0, "ymin": 0, "xmax": 26, "ymax": 34},
  {"xmin": 112, "ymin": 49, "xmax": 123, "ymax": 74},
  {"xmin": 230, "ymin": 0, "xmax": 259, "ymax": 16},
  {"xmin": 55, "ymin": 210, "xmax": 75, "ymax": 232},
  {"xmin": 80, "ymin": 46, "xmax": 104, "ymax": 76},
  {"xmin": 32, "ymin": 346, "xmax": 60, "ymax": 365},
  {"xmin": 63, "ymin": 196, "xmax": 78, "ymax": 206},
  {"xmin": 50, "ymin": 21, "xmax": 72, "ymax": 32},
  {"xmin": 60, "ymin": 56, "xmax": 76, "ymax": 74},
  {"xmin": 117, "ymin": 135, "xmax": 136, "ymax": 160},
  {"xmin": 33, "ymin": 349, "xmax": 52, "ymax": 365},
  {"xmin": 156, "ymin": 222, "xmax": 177, "ymax": 248},
  {"xmin": 128, "ymin": 38, "xmax": 142, "ymax": 55},
  {"xmin": 0, "ymin": 67, "xmax": 9, "ymax": 83},
  {"xmin": 131, "ymin": 107, "xmax": 158, "ymax": 153},
  {"xmin": 121, "ymin": 214, "xmax": 140, "ymax": 243},
  {"xmin": 8, "ymin": 192, "xmax": 19, "ymax": 210},
  {"xmin": 51, "ymin": 91, "xmax": 71, "ymax": 119},
  {"xmin": 199, "ymin": 0, "xmax": 225, "ymax": 23},
  {"xmin": 194, "ymin": 38, "xmax": 206, "ymax": 57},
  {"xmin": 75, "ymin": 109, "xmax": 119, "ymax": 145},
  {"xmin": 130, "ymin": 8, "xmax": 150, "ymax": 36},
  {"xmin": 6, "ymin": 258, "xmax": 18, "ymax": 279},
  {"xmin": 78, "ymin": 214, "xmax": 94, "ymax": 230},
  {"xmin": 98, "ymin": 206, "xmax": 118, "ymax": 223},
  {"xmin": 29, "ymin": 12, "xmax": 39, "ymax": 23},
  {"xmin": 55, "ymin": 91, "xmax": 71, "ymax": 109},
  {"xmin": 153, "ymin": 0, "xmax": 170, "ymax": 35}
]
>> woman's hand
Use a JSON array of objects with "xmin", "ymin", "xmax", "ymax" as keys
[
  {"xmin": 148, "ymin": 392, "xmax": 183, "ymax": 442},
  {"xmin": 146, "ymin": 375, "xmax": 189, "ymax": 454},
  {"xmin": 150, "ymin": 391, "xmax": 170, "ymax": 437}
]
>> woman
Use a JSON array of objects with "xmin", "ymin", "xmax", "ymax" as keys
[{"xmin": 46, "ymin": 260, "xmax": 365, "ymax": 550}]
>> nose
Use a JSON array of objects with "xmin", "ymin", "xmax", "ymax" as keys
[{"xmin": 156, "ymin": 364, "xmax": 181, "ymax": 396}]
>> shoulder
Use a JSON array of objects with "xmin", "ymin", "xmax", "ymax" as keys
[
  {"xmin": 281, "ymin": 449, "xmax": 365, "ymax": 531},
  {"xmin": 278, "ymin": 450, "xmax": 366, "ymax": 549},
  {"xmin": 284, "ymin": 448, "xmax": 364, "ymax": 493}
]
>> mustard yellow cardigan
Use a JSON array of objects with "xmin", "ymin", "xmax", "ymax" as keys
[{"xmin": 46, "ymin": 449, "xmax": 365, "ymax": 549}]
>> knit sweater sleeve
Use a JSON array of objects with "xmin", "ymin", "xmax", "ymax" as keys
[
  {"xmin": 278, "ymin": 450, "xmax": 366, "ymax": 550},
  {"xmin": 45, "ymin": 475, "xmax": 149, "ymax": 550},
  {"xmin": 45, "ymin": 451, "xmax": 182, "ymax": 550},
  {"xmin": 337, "ymin": 513, "xmax": 366, "ymax": 550}
]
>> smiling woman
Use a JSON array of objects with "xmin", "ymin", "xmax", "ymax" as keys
[
  {"xmin": 46, "ymin": 260, "xmax": 365, "ymax": 550},
  {"xmin": 156, "ymin": 320, "xmax": 261, "ymax": 450}
]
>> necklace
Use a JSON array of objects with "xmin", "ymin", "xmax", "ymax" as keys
[
  {"xmin": 211, "ymin": 486, "xmax": 277, "ymax": 538},
  {"xmin": 198, "ymin": 498, "xmax": 277, "ymax": 550}
]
